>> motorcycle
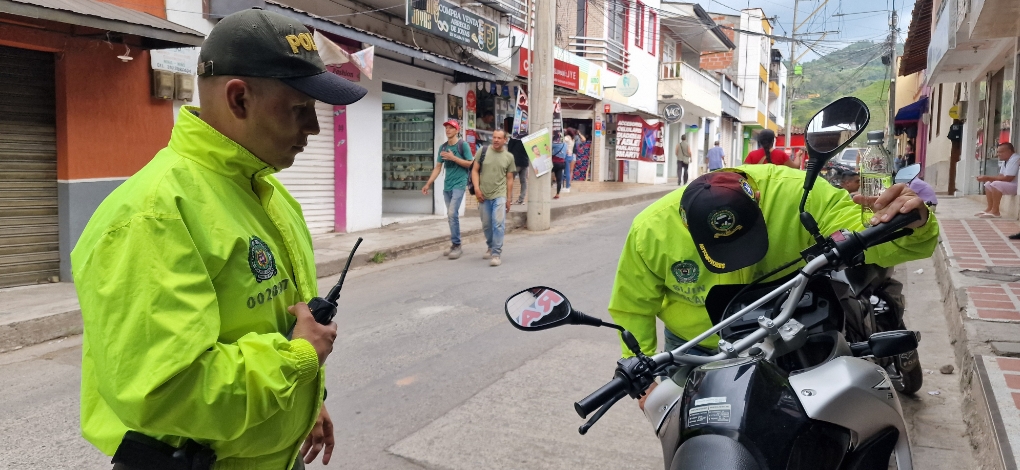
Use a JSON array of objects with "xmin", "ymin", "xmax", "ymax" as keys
[{"xmin": 503, "ymin": 97, "xmax": 925, "ymax": 470}]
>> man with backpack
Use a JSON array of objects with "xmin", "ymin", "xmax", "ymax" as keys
[
  {"xmin": 423, "ymin": 120, "xmax": 474, "ymax": 260},
  {"xmin": 471, "ymin": 129, "xmax": 516, "ymax": 267}
]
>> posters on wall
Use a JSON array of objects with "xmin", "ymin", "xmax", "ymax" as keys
[
  {"xmin": 448, "ymin": 95, "xmax": 464, "ymax": 126},
  {"xmin": 614, "ymin": 114, "xmax": 664, "ymax": 162},
  {"xmin": 522, "ymin": 128, "xmax": 553, "ymax": 177},
  {"xmin": 512, "ymin": 88, "xmax": 529, "ymax": 139},
  {"xmin": 552, "ymin": 98, "xmax": 563, "ymax": 142},
  {"xmin": 594, "ymin": 118, "xmax": 603, "ymax": 138}
]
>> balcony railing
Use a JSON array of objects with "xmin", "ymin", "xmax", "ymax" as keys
[
  {"xmin": 659, "ymin": 61, "xmax": 720, "ymax": 91},
  {"xmin": 569, "ymin": 36, "xmax": 629, "ymax": 74}
]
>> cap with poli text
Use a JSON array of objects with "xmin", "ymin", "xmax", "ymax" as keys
[
  {"xmin": 442, "ymin": 120, "xmax": 461, "ymax": 130},
  {"xmin": 680, "ymin": 171, "xmax": 768, "ymax": 274},
  {"xmin": 198, "ymin": 8, "xmax": 367, "ymax": 106}
]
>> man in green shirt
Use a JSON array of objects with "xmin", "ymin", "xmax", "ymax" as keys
[
  {"xmin": 423, "ymin": 119, "xmax": 473, "ymax": 259},
  {"xmin": 607, "ymin": 165, "xmax": 938, "ymax": 407},
  {"xmin": 471, "ymin": 129, "xmax": 516, "ymax": 267}
]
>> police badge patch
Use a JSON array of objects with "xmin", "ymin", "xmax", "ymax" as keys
[
  {"xmin": 248, "ymin": 236, "xmax": 278, "ymax": 282},
  {"xmin": 671, "ymin": 260, "xmax": 699, "ymax": 283}
]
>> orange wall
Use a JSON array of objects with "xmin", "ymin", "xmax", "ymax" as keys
[
  {"xmin": 96, "ymin": 0, "xmax": 167, "ymax": 19},
  {"xmin": 0, "ymin": 24, "xmax": 174, "ymax": 181}
]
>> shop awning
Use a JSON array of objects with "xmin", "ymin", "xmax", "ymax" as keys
[
  {"xmin": 895, "ymin": 97, "xmax": 929, "ymax": 125},
  {"xmin": 0, "ymin": 0, "xmax": 205, "ymax": 48},
  {"xmin": 260, "ymin": 1, "xmax": 499, "ymax": 83}
]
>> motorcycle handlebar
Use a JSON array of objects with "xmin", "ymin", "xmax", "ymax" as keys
[
  {"xmin": 574, "ymin": 375, "xmax": 629, "ymax": 418},
  {"xmin": 855, "ymin": 211, "xmax": 922, "ymax": 249}
]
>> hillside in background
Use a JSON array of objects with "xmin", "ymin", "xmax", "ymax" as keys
[{"xmin": 787, "ymin": 41, "xmax": 903, "ymax": 138}]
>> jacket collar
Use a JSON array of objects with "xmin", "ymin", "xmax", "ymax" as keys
[{"xmin": 168, "ymin": 107, "xmax": 279, "ymax": 183}]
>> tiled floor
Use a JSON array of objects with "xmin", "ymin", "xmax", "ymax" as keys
[
  {"xmin": 941, "ymin": 219, "xmax": 1020, "ymax": 270},
  {"xmin": 979, "ymin": 356, "xmax": 1020, "ymax": 464}
]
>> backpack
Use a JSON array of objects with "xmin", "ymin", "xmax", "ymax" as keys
[{"xmin": 467, "ymin": 145, "xmax": 489, "ymax": 196}]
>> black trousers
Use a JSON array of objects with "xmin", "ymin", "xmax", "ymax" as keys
[
  {"xmin": 552, "ymin": 161, "xmax": 566, "ymax": 195},
  {"xmin": 677, "ymin": 161, "xmax": 689, "ymax": 185},
  {"xmin": 113, "ymin": 457, "xmax": 305, "ymax": 470}
]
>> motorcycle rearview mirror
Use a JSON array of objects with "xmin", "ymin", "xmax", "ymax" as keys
[
  {"xmin": 894, "ymin": 163, "xmax": 922, "ymax": 184},
  {"xmin": 505, "ymin": 287, "xmax": 644, "ymax": 356},
  {"xmin": 505, "ymin": 287, "xmax": 603, "ymax": 331},
  {"xmin": 849, "ymin": 330, "xmax": 920, "ymax": 358},
  {"xmin": 800, "ymin": 97, "xmax": 870, "ymax": 240}
]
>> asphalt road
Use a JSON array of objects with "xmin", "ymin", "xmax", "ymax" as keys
[{"xmin": 0, "ymin": 200, "xmax": 978, "ymax": 469}]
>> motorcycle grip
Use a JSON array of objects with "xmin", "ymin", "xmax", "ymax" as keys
[
  {"xmin": 575, "ymin": 376, "xmax": 628, "ymax": 419},
  {"xmin": 856, "ymin": 210, "xmax": 922, "ymax": 249}
]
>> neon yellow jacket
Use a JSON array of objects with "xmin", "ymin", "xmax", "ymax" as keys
[
  {"xmin": 72, "ymin": 107, "xmax": 323, "ymax": 470},
  {"xmin": 608, "ymin": 164, "xmax": 939, "ymax": 357}
]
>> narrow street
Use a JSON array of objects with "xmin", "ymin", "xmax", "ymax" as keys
[{"xmin": 0, "ymin": 201, "xmax": 978, "ymax": 469}]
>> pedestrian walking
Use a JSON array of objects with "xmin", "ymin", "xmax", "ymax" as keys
[
  {"xmin": 504, "ymin": 117, "xmax": 530, "ymax": 204},
  {"xmin": 70, "ymin": 9, "xmax": 365, "ymax": 469},
  {"xmin": 470, "ymin": 129, "xmax": 516, "ymax": 267},
  {"xmin": 704, "ymin": 141, "xmax": 725, "ymax": 172},
  {"xmin": 675, "ymin": 134, "xmax": 691, "ymax": 185},
  {"xmin": 976, "ymin": 142, "xmax": 1020, "ymax": 218},
  {"xmin": 563, "ymin": 127, "xmax": 578, "ymax": 192},
  {"xmin": 551, "ymin": 131, "xmax": 567, "ymax": 199},
  {"xmin": 423, "ymin": 119, "xmax": 473, "ymax": 260}
]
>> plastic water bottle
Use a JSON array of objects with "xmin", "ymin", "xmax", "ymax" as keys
[{"xmin": 859, "ymin": 131, "xmax": 894, "ymax": 227}]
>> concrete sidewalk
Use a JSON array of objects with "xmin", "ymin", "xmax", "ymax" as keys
[
  {"xmin": 932, "ymin": 196, "xmax": 1020, "ymax": 470},
  {"xmin": 0, "ymin": 183, "xmax": 674, "ymax": 353}
]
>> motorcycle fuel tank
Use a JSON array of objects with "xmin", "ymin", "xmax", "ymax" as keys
[{"xmin": 658, "ymin": 356, "xmax": 852, "ymax": 470}]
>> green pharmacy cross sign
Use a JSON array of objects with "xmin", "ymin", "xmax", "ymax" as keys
[{"xmin": 407, "ymin": 0, "xmax": 499, "ymax": 57}]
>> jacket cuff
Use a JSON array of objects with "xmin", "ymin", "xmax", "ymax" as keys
[{"xmin": 289, "ymin": 338, "xmax": 320, "ymax": 386}]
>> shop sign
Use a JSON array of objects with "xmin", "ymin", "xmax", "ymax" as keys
[
  {"xmin": 616, "ymin": 74, "xmax": 639, "ymax": 97},
  {"xmin": 604, "ymin": 104, "xmax": 611, "ymax": 114},
  {"xmin": 594, "ymin": 118, "xmax": 603, "ymax": 138},
  {"xmin": 407, "ymin": 0, "xmax": 498, "ymax": 56},
  {"xmin": 663, "ymin": 103, "xmax": 684, "ymax": 123},
  {"xmin": 382, "ymin": 103, "xmax": 396, "ymax": 110},
  {"xmin": 614, "ymin": 114, "xmax": 664, "ymax": 162},
  {"xmin": 150, "ymin": 47, "xmax": 199, "ymax": 74},
  {"xmin": 516, "ymin": 48, "xmax": 580, "ymax": 90}
]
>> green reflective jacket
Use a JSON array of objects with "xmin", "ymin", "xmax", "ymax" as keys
[
  {"xmin": 72, "ymin": 107, "xmax": 323, "ymax": 470},
  {"xmin": 608, "ymin": 164, "xmax": 939, "ymax": 357}
]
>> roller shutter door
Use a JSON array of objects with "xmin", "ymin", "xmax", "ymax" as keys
[
  {"xmin": 276, "ymin": 101, "xmax": 335, "ymax": 235},
  {"xmin": 0, "ymin": 46, "xmax": 58, "ymax": 287}
]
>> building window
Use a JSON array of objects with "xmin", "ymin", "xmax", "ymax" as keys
[
  {"xmin": 635, "ymin": 2, "xmax": 645, "ymax": 49},
  {"xmin": 608, "ymin": 0, "xmax": 627, "ymax": 47},
  {"xmin": 647, "ymin": 11, "xmax": 657, "ymax": 55},
  {"xmin": 576, "ymin": 0, "xmax": 586, "ymax": 36}
]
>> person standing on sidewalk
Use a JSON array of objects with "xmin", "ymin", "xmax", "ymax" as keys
[
  {"xmin": 423, "ymin": 120, "xmax": 473, "ymax": 259},
  {"xmin": 70, "ymin": 9, "xmax": 365, "ymax": 469},
  {"xmin": 504, "ymin": 117, "xmax": 530, "ymax": 204},
  {"xmin": 675, "ymin": 134, "xmax": 691, "ymax": 185},
  {"xmin": 563, "ymin": 128, "xmax": 577, "ymax": 192},
  {"xmin": 471, "ymin": 129, "xmax": 516, "ymax": 266},
  {"xmin": 976, "ymin": 142, "xmax": 1020, "ymax": 218},
  {"xmin": 745, "ymin": 130, "xmax": 798, "ymax": 168},
  {"xmin": 704, "ymin": 141, "xmax": 725, "ymax": 172},
  {"xmin": 551, "ymin": 131, "xmax": 567, "ymax": 199}
]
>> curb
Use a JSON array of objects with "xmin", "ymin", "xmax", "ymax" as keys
[
  {"xmin": 932, "ymin": 240, "xmax": 1016, "ymax": 470},
  {"xmin": 0, "ymin": 310, "xmax": 83, "ymax": 354},
  {"xmin": 315, "ymin": 189, "xmax": 672, "ymax": 279}
]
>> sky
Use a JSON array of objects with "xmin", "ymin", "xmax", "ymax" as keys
[{"xmin": 700, "ymin": 0, "xmax": 916, "ymax": 62}]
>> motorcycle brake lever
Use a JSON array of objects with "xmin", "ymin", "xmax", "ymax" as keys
[{"xmin": 578, "ymin": 391, "xmax": 627, "ymax": 435}]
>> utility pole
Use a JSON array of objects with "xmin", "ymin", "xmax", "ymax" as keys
[
  {"xmin": 886, "ymin": 10, "xmax": 898, "ymax": 155},
  {"xmin": 527, "ymin": 0, "xmax": 553, "ymax": 230},
  {"xmin": 783, "ymin": 0, "xmax": 800, "ymax": 155}
]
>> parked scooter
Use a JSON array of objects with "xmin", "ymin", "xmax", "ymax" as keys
[{"xmin": 504, "ymin": 97, "xmax": 924, "ymax": 469}]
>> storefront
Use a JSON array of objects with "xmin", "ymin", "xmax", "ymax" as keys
[
  {"xmin": 0, "ymin": 1, "xmax": 204, "ymax": 288},
  {"xmin": 380, "ymin": 83, "xmax": 436, "ymax": 214}
]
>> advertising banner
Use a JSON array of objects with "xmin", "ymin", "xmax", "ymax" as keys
[
  {"xmin": 522, "ymin": 129, "xmax": 552, "ymax": 177},
  {"xmin": 512, "ymin": 88, "xmax": 529, "ymax": 139},
  {"xmin": 552, "ymin": 98, "xmax": 563, "ymax": 143},
  {"xmin": 407, "ymin": 0, "xmax": 498, "ymax": 56},
  {"xmin": 614, "ymin": 114, "xmax": 664, "ymax": 162}
]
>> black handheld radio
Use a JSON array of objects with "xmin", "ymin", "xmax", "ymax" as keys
[{"xmin": 308, "ymin": 237, "xmax": 363, "ymax": 325}]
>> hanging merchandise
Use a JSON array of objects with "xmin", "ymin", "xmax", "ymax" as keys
[
  {"xmin": 350, "ymin": 46, "xmax": 374, "ymax": 79},
  {"xmin": 513, "ymin": 88, "xmax": 529, "ymax": 138}
]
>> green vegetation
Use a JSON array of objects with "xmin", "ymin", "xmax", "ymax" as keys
[
  {"xmin": 370, "ymin": 252, "xmax": 387, "ymax": 263},
  {"xmin": 787, "ymin": 41, "xmax": 904, "ymax": 144}
]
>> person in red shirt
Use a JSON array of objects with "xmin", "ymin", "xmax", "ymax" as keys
[{"xmin": 744, "ymin": 130, "xmax": 800, "ymax": 168}]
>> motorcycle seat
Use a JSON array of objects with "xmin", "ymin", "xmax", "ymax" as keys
[{"xmin": 670, "ymin": 434, "xmax": 760, "ymax": 470}]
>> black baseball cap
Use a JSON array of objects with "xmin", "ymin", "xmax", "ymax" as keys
[
  {"xmin": 680, "ymin": 171, "xmax": 769, "ymax": 273},
  {"xmin": 197, "ymin": 8, "xmax": 367, "ymax": 106}
]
